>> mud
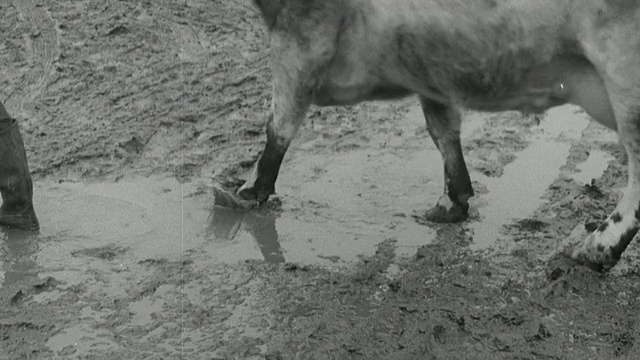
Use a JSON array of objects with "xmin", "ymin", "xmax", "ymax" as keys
[{"xmin": 1, "ymin": 0, "xmax": 640, "ymax": 359}]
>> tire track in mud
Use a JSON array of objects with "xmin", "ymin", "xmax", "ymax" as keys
[{"xmin": 10, "ymin": 0, "xmax": 59, "ymax": 116}]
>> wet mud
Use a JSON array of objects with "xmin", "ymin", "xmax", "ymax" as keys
[{"xmin": 1, "ymin": 0, "xmax": 640, "ymax": 359}]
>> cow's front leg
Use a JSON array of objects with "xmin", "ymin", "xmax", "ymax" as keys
[
  {"xmin": 570, "ymin": 106, "xmax": 640, "ymax": 271},
  {"xmin": 238, "ymin": 66, "xmax": 310, "ymax": 203},
  {"xmin": 420, "ymin": 97, "xmax": 473, "ymax": 223}
]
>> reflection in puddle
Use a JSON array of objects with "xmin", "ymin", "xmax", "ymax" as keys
[
  {"xmin": 0, "ymin": 228, "xmax": 40, "ymax": 286},
  {"xmin": 206, "ymin": 158, "xmax": 436, "ymax": 264},
  {"xmin": 208, "ymin": 207, "xmax": 285, "ymax": 263},
  {"xmin": 3, "ymin": 171, "xmax": 429, "ymax": 277}
]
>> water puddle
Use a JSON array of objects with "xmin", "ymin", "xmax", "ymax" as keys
[
  {"xmin": 0, "ymin": 148, "xmax": 440, "ymax": 283},
  {"xmin": 468, "ymin": 106, "xmax": 599, "ymax": 250},
  {"xmin": 0, "ymin": 228, "xmax": 40, "ymax": 285},
  {"xmin": 210, "ymin": 148, "xmax": 441, "ymax": 264},
  {"xmin": 0, "ymin": 105, "xmax": 612, "ymax": 283},
  {"xmin": 571, "ymin": 150, "xmax": 613, "ymax": 185}
]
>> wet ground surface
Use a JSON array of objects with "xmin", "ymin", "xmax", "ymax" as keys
[{"xmin": 2, "ymin": 0, "xmax": 640, "ymax": 359}]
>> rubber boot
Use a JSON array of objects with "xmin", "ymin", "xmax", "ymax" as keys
[{"xmin": 0, "ymin": 106, "xmax": 39, "ymax": 231}]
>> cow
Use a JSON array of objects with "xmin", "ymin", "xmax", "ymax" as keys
[{"xmin": 239, "ymin": 0, "xmax": 640, "ymax": 271}]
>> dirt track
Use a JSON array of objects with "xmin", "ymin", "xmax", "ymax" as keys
[{"xmin": 1, "ymin": 0, "xmax": 640, "ymax": 359}]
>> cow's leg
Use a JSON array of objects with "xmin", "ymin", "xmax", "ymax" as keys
[
  {"xmin": 561, "ymin": 17, "xmax": 640, "ymax": 270},
  {"xmin": 568, "ymin": 84, "xmax": 640, "ymax": 270},
  {"xmin": 570, "ymin": 107, "xmax": 640, "ymax": 270},
  {"xmin": 238, "ymin": 66, "xmax": 310, "ymax": 203},
  {"xmin": 419, "ymin": 97, "xmax": 473, "ymax": 223}
]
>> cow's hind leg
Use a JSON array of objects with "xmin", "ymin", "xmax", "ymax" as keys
[
  {"xmin": 238, "ymin": 64, "xmax": 311, "ymax": 202},
  {"xmin": 570, "ymin": 93, "xmax": 640, "ymax": 271},
  {"xmin": 565, "ymin": 16, "xmax": 640, "ymax": 270},
  {"xmin": 420, "ymin": 97, "xmax": 473, "ymax": 223}
]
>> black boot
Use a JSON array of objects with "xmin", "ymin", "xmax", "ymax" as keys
[{"xmin": 0, "ymin": 114, "xmax": 39, "ymax": 231}]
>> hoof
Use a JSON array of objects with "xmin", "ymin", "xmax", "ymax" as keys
[
  {"xmin": 562, "ymin": 232, "xmax": 619, "ymax": 272},
  {"xmin": 0, "ymin": 206, "xmax": 39, "ymax": 231},
  {"xmin": 237, "ymin": 185, "xmax": 273, "ymax": 203},
  {"xmin": 422, "ymin": 202, "xmax": 469, "ymax": 223},
  {"xmin": 569, "ymin": 248, "xmax": 618, "ymax": 272},
  {"xmin": 213, "ymin": 184, "xmax": 259, "ymax": 210},
  {"xmin": 546, "ymin": 252, "xmax": 581, "ymax": 280}
]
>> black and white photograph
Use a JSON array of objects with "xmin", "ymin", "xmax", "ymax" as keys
[{"xmin": 1, "ymin": 0, "xmax": 639, "ymax": 358}]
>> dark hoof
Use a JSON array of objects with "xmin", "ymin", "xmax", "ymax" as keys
[
  {"xmin": 569, "ymin": 252, "xmax": 617, "ymax": 273},
  {"xmin": 237, "ymin": 185, "xmax": 273, "ymax": 203},
  {"xmin": 0, "ymin": 207, "xmax": 39, "ymax": 231},
  {"xmin": 213, "ymin": 184, "xmax": 259, "ymax": 210},
  {"xmin": 563, "ymin": 232, "xmax": 620, "ymax": 272},
  {"xmin": 422, "ymin": 203, "xmax": 469, "ymax": 223},
  {"xmin": 546, "ymin": 253, "xmax": 581, "ymax": 280},
  {"xmin": 547, "ymin": 246, "xmax": 616, "ymax": 277}
]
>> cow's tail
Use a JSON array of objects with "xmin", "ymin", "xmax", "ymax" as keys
[{"xmin": 252, "ymin": 0, "xmax": 283, "ymax": 29}]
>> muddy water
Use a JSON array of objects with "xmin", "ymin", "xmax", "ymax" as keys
[
  {"xmin": 0, "ymin": 105, "xmax": 620, "ymax": 358},
  {"xmin": 208, "ymin": 105, "xmax": 611, "ymax": 260},
  {"xmin": 1, "ymin": 106, "xmax": 612, "ymax": 289},
  {"xmin": 1, "ymin": 177, "xmax": 207, "ymax": 287},
  {"xmin": 468, "ymin": 106, "xmax": 611, "ymax": 250},
  {"xmin": 214, "ymin": 148, "xmax": 445, "ymax": 265},
  {"xmin": 571, "ymin": 149, "xmax": 612, "ymax": 184},
  {"xmin": 0, "ymin": 167, "xmax": 435, "ymax": 288}
]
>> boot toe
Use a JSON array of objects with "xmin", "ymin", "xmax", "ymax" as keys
[{"xmin": 0, "ymin": 208, "xmax": 39, "ymax": 231}]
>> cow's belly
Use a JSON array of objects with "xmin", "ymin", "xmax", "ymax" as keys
[{"xmin": 460, "ymin": 55, "xmax": 615, "ymax": 130}]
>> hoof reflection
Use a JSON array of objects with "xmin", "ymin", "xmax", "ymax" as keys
[
  {"xmin": 0, "ymin": 228, "xmax": 40, "ymax": 286},
  {"xmin": 208, "ymin": 206, "xmax": 285, "ymax": 263}
]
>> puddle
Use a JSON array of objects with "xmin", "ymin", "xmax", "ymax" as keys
[
  {"xmin": 210, "ymin": 148, "xmax": 441, "ymax": 264},
  {"xmin": 0, "ymin": 177, "xmax": 208, "ymax": 287},
  {"xmin": 0, "ymin": 105, "xmax": 611, "ymax": 281},
  {"xmin": 0, "ymin": 228, "xmax": 39, "ymax": 285},
  {"xmin": 6, "ymin": 177, "xmax": 209, "ymax": 285},
  {"xmin": 468, "ymin": 105, "xmax": 594, "ymax": 250},
  {"xmin": 207, "ymin": 108, "xmax": 451, "ymax": 264},
  {"xmin": 0, "ymin": 102, "xmax": 450, "ymax": 277},
  {"xmin": 571, "ymin": 150, "xmax": 612, "ymax": 185},
  {"xmin": 209, "ymin": 207, "xmax": 285, "ymax": 263},
  {"xmin": 1, "ymin": 150, "xmax": 439, "ymax": 281}
]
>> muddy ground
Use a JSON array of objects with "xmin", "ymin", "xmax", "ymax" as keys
[{"xmin": 1, "ymin": 0, "xmax": 640, "ymax": 359}]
